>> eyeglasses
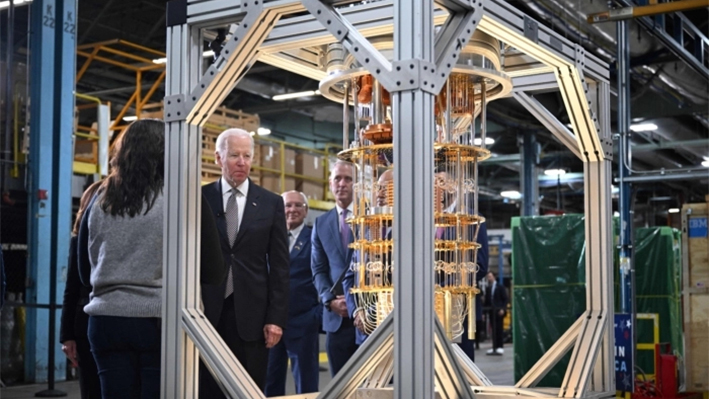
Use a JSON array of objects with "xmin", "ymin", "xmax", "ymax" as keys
[{"xmin": 285, "ymin": 202, "xmax": 306, "ymax": 209}]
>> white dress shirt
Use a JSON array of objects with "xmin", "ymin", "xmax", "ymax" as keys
[{"xmin": 288, "ymin": 222, "xmax": 305, "ymax": 253}]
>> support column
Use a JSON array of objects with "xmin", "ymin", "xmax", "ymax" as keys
[
  {"xmin": 617, "ymin": 20, "xmax": 634, "ymax": 316},
  {"xmin": 520, "ymin": 131, "xmax": 539, "ymax": 216},
  {"xmin": 392, "ymin": 0, "xmax": 435, "ymax": 398},
  {"xmin": 26, "ymin": 0, "xmax": 77, "ymax": 383}
]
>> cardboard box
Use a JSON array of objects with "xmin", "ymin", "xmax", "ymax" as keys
[
  {"xmin": 296, "ymin": 153, "xmax": 324, "ymax": 179},
  {"xmin": 298, "ymin": 180, "xmax": 324, "ymax": 200},
  {"xmin": 260, "ymin": 176, "xmax": 296, "ymax": 194}
]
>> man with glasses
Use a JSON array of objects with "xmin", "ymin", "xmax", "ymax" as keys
[{"xmin": 265, "ymin": 191, "xmax": 321, "ymax": 396}]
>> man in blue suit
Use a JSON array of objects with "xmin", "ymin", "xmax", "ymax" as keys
[
  {"xmin": 265, "ymin": 191, "xmax": 321, "ymax": 396},
  {"xmin": 311, "ymin": 161, "xmax": 357, "ymax": 376}
]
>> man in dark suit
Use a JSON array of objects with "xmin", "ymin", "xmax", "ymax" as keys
[
  {"xmin": 484, "ymin": 271, "xmax": 508, "ymax": 356},
  {"xmin": 201, "ymin": 128, "xmax": 290, "ymax": 396},
  {"xmin": 265, "ymin": 191, "xmax": 321, "ymax": 396},
  {"xmin": 435, "ymin": 169, "xmax": 488, "ymax": 362},
  {"xmin": 311, "ymin": 161, "xmax": 357, "ymax": 376}
]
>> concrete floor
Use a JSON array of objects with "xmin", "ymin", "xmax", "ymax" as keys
[{"xmin": 0, "ymin": 341, "xmax": 513, "ymax": 398}]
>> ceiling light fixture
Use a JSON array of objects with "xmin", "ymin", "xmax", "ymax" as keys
[
  {"xmin": 272, "ymin": 90, "xmax": 321, "ymax": 101},
  {"xmin": 668, "ymin": 208, "xmax": 680, "ymax": 214},
  {"xmin": 702, "ymin": 157, "xmax": 709, "ymax": 167},
  {"xmin": 122, "ymin": 116, "xmax": 138, "ymax": 122},
  {"xmin": 629, "ymin": 123, "xmax": 658, "ymax": 132},
  {"xmin": 500, "ymin": 190, "xmax": 522, "ymax": 200},
  {"xmin": 473, "ymin": 137, "xmax": 495, "ymax": 146},
  {"xmin": 256, "ymin": 127, "xmax": 271, "ymax": 136},
  {"xmin": 544, "ymin": 168, "xmax": 567, "ymax": 176},
  {"xmin": 0, "ymin": 0, "xmax": 31, "ymax": 9}
]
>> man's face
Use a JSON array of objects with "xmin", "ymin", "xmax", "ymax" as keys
[
  {"xmin": 283, "ymin": 192, "xmax": 307, "ymax": 230},
  {"xmin": 329, "ymin": 163, "xmax": 354, "ymax": 207},
  {"xmin": 487, "ymin": 273, "xmax": 495, "ymax": 284},
  {"xmin": 376, "ymin": 170, "xmax": 393, "ymax": 207},
  {"xmin": 216, "ymin": 135, "xmax": 253, "ymax": 188}
]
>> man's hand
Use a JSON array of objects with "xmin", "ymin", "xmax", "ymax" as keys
[
  {"xmin": 61, "ymin": 340, "xmax": 79, "ymax": 368},
  {"xmin": 353, "ymin": 309, "xmax": 366, "ymax": 334},
  {"xmin": 330, "ymin": 295, "xmax": 348, "ymax": 318},
  {"xmin": 263, "ymin": 324, "xmax": 283, "ymax": 348}
]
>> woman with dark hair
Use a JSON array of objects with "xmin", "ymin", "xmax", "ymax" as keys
[
  {"xmin": 77, "ymin": 119, "xmax": 226, "ymax": 398},
  {"xmin": 60, "ymin": 180, "xmax": 102, "ymax": 399},
  {"xmin": 78, "ymin": 118, "xmax": 166, "ymax": 398}
]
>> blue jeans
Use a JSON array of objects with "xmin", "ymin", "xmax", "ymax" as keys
[{"xmin": 88, "ymin": 316, "xmax": 161, "ymax": 399}]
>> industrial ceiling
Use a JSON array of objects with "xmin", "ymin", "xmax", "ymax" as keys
[{"xmin": 1, "ymin": 0, "xmax": 707, "ymax": 226}]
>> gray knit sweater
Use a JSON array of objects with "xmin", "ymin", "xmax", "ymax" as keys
[{"xmin": 83, "ymin": 193, "xmax": 163, "ymax": 318}]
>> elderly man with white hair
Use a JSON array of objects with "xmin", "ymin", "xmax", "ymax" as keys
[{"xmin": 200, "ymin": 128, "xmax": 290, "ymax": 397}]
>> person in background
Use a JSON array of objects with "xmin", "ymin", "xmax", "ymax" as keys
[
  {"xmin": 60, "ymin": 180, "xmax": 102, "ymax": 399},
  {"xmin": 485, "ymin": 271, "xmax": 508, "ymax": 356},
  {"xmin": 311, "ymin": 161, "xmax": 357, "ymax": 376},
  {"xmin": 265, "ymin": 191, "xmax": 320, "ymax": 397},
  {"xmin": 200, "ymin": 128, "xmax": 290, "ymax": 396}
]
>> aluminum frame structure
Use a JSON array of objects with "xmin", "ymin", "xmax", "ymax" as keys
[{"xmin": 162, "ymin": 0, "xmax": 613, "ymax": 398}]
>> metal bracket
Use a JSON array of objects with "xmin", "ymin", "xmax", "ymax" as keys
[
  {"xmin": 574, "ymin": 44, "xmax": 586, "ymax": 71},
  {"xmin": 433, "ymin": 7, "xmax": 483, "ymax": 89},
  {"xmin": 600, "ymin": 137, "xmax": 613, "ymax": 161},
  {"xmin": 523, "ymin": 15, "xmax": 538, "ymax": 44},
  {"xmin": 387, "ymin": 59, "xmax": 439, "ymax": 94},
  {"xmin": 164, "ymin": 95, "xmax": 188, "ymax": 122}
]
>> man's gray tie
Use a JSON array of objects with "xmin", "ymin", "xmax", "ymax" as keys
[
  {"xmin": 224, "ymin": 188, "xmax": 239, "ymax": 298},
  {"xmin": 288, "ymin": 231, "xmax": 294, "ymax": 251}
]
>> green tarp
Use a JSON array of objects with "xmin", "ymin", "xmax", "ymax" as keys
[{"xmin": 511, "ymin": 215, "xmax": 682, "ymax": 386}]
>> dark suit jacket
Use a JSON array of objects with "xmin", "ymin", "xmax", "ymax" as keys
[
  {"xmin": 311, "ymin": 207, "xmax": 353, "ymax": 333},
  {"xmin": 284, "ymin": 225, "xmax": 321, "ymax": 338},
  {"xmin": 486, "ymin": 281, "xmax": 508, "ymax": 311},
  {"xmin": 60, "ymin": 236, "xmax": 92, "ymax": 343},
  {"xmin": 202, "ymin": 179, "xmax": 290, "ymax": 341}
]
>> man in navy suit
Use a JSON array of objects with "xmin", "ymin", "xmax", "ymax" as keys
[
  {"xmin": 435, "ymin": 169, "xmax": 488, "ymax": 362},
  {"xmin": 311, "ymin": 161, "xmax": 357, "ymax": 376},
  {"xmin": 265, "ymin": 191, "xmax": 321, "ymax": 396},
  {"xmin": 200, "ymin": 129, "xmax": 290, "ymax": 396}
]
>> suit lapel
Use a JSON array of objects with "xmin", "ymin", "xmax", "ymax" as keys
[
  {"xmin": 290, "ymin": 226, "xmax": 310, "ymax": 257},
  {"xmin": 204, "ymin": 181, "xmax": 229, "ymax": 248},
  {"xmin": 233, "ymin": 179, "xmax": 259, "ymax": 247}
]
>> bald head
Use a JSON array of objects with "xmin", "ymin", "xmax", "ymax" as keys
[{"xmin": 377, "ymin": 169, "xmax": 394, "ymax": 207}]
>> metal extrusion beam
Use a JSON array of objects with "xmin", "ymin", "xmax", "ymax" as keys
[
  {"xmin": 452, "ymin": 344, "xmax": 494, "ymax": 387},
  {"xmin": 515, "ymin": 316, "xmax": 583, "ymax": 388},
  {"xmin": 187, "ymin": 5, "xmax": 281, "ymax": 125},
  {"xmin": 316, "ymin": 314, "xmax": 395, "ymax": 399},
  {"xmin": 391, "ymin": 0, "xmax": 437, "ymax": 397},
  {"xmin": 514, "ymin": 91, "xmax": 582, "ymax": 160},
  {"xmin": 182, "ymin": 310, "xmax": 264, "ymax": 398},
  {"xmin": 432, "ymin": 319, "xmax": 476, "ymax": 398},
  {"xmin": 432, "ymin": 7, "xmax": 484, "ymax": 89},
  {"xmin": 479, "ymin": 0, "xmax": 609, "ymax": 83},
  {"xmin": 257, "ymin": 51, "xmax": 329, "ymax": 81},
  {"xmin": 162, "ymin": 19, "xmax": 205, "ymax": 398},
  {"xmin": 510, "ymin": 71, "xmax": 558, "ymax": 93}
]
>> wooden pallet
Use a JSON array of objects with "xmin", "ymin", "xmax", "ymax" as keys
[{"xmin": 682, "ymin": 196, "xmax": 709, "ymax": 391}]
